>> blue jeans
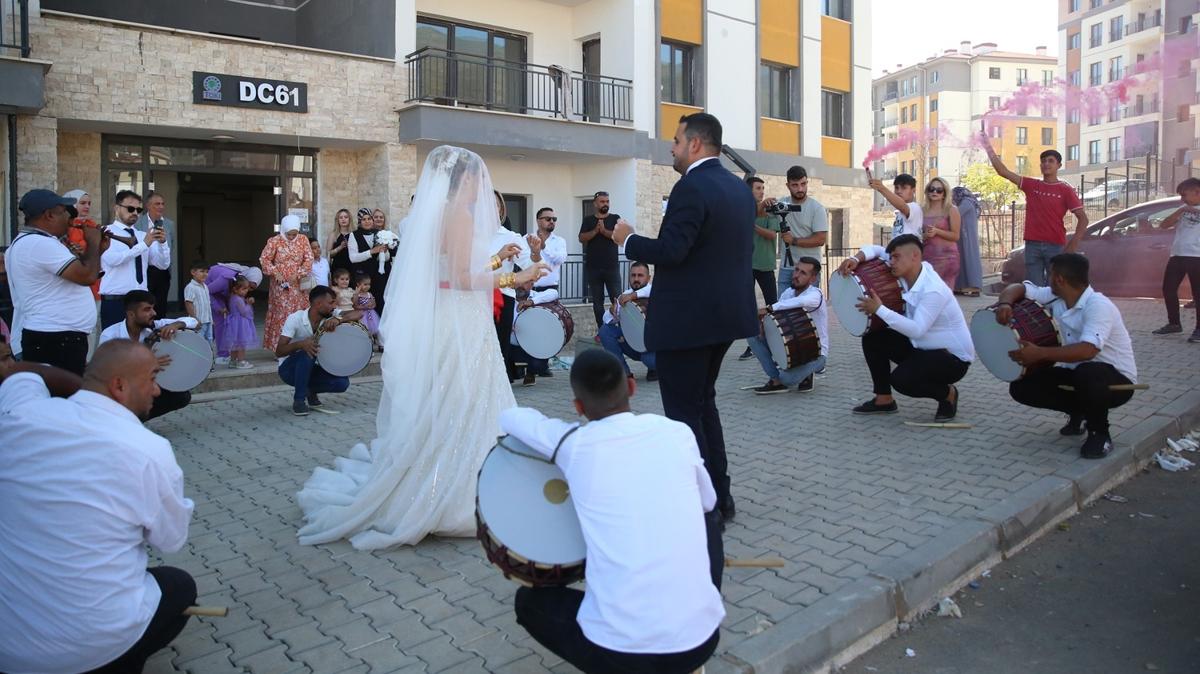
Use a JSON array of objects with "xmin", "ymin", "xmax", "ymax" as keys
[
  {"xmin": 1024, "ymin": 241, "xmax": 1063, "ymax": 287},
  {"xmin": 197, "ymin": 322, "xmax": 213, "ymax": 348},
  {"xmin": 597, "ymin": 322, "xmax": 656, "ymax": 373},
  {"xmin": 747, "ymin": 334, "xmax": 827, "ymax": 387},
  {"xmin": 277, "ymin": 351, "xmax": 349, "ymax": 402}
]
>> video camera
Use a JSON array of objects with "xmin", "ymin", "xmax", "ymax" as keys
[{"xmin": 765, "ymin": 201, "xmax": 802, "ymax": 216}]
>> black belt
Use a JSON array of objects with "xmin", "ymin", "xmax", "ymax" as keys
[{"xmin": 533, "ymin": 284, "xmax": 559, "ymax": 291}]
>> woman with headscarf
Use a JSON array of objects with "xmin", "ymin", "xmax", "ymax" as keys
[
  {"xmin": 207, "ymin": 262, "xmax": 263, "ymax": 364},
  {"xmin": 953, "ymin": 186, "xmax": 984, "ymax": 296},
  {"xmin": 259, "ymin": 214, "xmax": 314, "ymax": 351},
  {"xmin": 326, "ymin": 208, "xmax": 354, "ymax": 275},
  {"xmin": 348, "ymin": 207, "xmax": 392, "ymax": 315}
]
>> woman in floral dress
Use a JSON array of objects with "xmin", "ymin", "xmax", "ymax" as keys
[{"xmin": 259, "ymin": 214, "xmax": 314, "ymax": 351}]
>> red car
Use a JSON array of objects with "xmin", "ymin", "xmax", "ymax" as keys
[{"xmin": 1000, "ymin": 197, "xmax": 1192, "ymax": 300}]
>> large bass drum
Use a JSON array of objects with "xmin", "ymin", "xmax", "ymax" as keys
[
  {"xmin": 970, "ymin": 298, "xmax": 1061, "ymax": 382},
  {"xmin": 829, "ymin": 259, "xmax": 905, "ymax": 336},
  {"xmin": 316, "ymin": 321, "xmax": 373, "ymax": 377},
  {"xmin": 513, "ymin": 301, "xmax": 575, "ymax": 359},
  {"xmin": 762, "ymin": 308, "xmax": 820, "ymax": 370},
  {"xmin": 618, "ymin": 298, "xmax": 650, "ymax": 353},
  {"xmin": 152, "ymin": 331, "xmax": 214, "ymax": 392}
]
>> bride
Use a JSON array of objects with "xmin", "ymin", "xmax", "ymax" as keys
[{"xmin": 297, "ymin": 146, "xmax": 547, "ymax": 549}]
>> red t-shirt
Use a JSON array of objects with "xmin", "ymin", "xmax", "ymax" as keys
[{"xmin": 1020, "ymin": 178, "xmax": 1083, "ymax": 245}]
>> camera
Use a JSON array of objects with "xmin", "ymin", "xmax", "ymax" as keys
[{"xmin": 765, "ymin": 201, "xmax": 802, "ymax": 216}]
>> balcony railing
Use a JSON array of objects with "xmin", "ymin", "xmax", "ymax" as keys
[
  {"xmin": 1123, "ymin": 98, "xmax": 1160, "ymax": 118},
  {"xmin": 405, "ymin": 47, "xmax": 633, "ymax": 125},
  {"xmin": 1125, "ymin": 12, "xmax": 1162, "ymax": 36},
  {"xmin": 1, "ymin": 0, "xmax": 30, "ymax": 57}
]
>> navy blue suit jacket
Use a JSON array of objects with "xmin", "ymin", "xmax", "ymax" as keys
[{"xmin": 624, "ymin": 158, "xmax": 758, "ymax": 352}]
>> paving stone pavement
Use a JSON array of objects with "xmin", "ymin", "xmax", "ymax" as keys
[{"xmin": 142, "ymin": 296, "xmax": 1199, "ymax": 674}]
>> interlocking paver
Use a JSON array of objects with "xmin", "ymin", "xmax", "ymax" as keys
[{"xmin": 138, "ymin": 297, "xmax": 1199, "ymax": 672}]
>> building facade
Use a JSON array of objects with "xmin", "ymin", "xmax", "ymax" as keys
[{"xmin": 2, "ymin": 0, "xmax": 874, "ymax": 305}]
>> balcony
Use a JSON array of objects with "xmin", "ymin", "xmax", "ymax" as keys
[
  {"xmin": 1125, "ymin": 12, "xmax": 1162, "ymax": 38},
  {"xmin": 405, "ymin": 47, "xmax": 632, "ymax": 125},
  {"xmin": 1123, "ymin": 98, "xmax": 1160, "ymax": 118},
  {"xmin": 0, "ymin": 0, "xmax": 48, "ymax": 114}
]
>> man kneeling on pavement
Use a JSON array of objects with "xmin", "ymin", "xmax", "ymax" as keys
[
  {"xmin": 276, "ymin": 285, "xmax": 362, "ymax": 416},
  {"xmin": 98, "ymin": 289, "xmax": 198, "ymax": 420},
  {"xmin": 746, "ymin": 256, "xmax": 828, "ymax": 394},
  {"xmin": 597, "ymin": 261, "xmax": 657, "ymax": 381}
]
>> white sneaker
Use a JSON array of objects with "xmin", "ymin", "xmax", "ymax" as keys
[
  {"xmin": 215, "ymin": 356, "xmax": 230, "ymax": 365},
  {"xmin": 234, "ymin": 360, "xmax": 254, "ymax": 370}
]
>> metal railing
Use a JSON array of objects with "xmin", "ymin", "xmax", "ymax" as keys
[
  {"xmin": 1125, "ymin": 12, "xmax": 1162, "ymax": 36},
  {"xmin": 404, "ymin": 47, "xmax": 633, "ymax": 125},
  {"xmin": 1, "ymin": 0, "xmax": 29, "ymax": 57}
]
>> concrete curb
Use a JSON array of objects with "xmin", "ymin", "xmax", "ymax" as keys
[{"xmin": 720, "ymin": 399, "xmax": 1200, "ymax": 674}]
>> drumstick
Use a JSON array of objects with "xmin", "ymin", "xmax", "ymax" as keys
[
  {"xmin": 725, "ymin": 557, "xmax": 785, "ymax": 568},
  {"xmin": 1057, "ymin": 384, "xmax": 1148, "ymax": 392},
  {"xmin": 903, "ymin": 421, "xmax": 973, "ymax": 429},
  {"xmin": 183, "ymin": 606, "xmax": 228, "ymax": 617}
]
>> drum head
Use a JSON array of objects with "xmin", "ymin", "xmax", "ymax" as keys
[
  {"xmin": 477, "ymin": 437, "xmax": 586, "ymax": 566},
  {"xmin": 762, "ymin": 315, "xmax": 787, "ymax": 369},
  {"xmin": 619, "ymin": 302, "xmax": 647, "ymax": 353},
  {"xmin": 317, "ymin": 323, "xmax": 373, "ymax": 377},
  {"xmin": 970, "ymin": 308, "xmax": 1023, "ymax": 382},
  {"xmin": 514, "ymin": 307, "xmax": 566, "ymax": 359},
  {"xmin": 829, "ymin": 272, "xmax": 870, "ymax": 336},
  {"xmin": 153, "ymin": 331, "xmax": 213, "ymax": 392}
]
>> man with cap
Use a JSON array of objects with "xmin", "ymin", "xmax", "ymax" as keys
[
  {"xmin": 6, "ymin": 189, "xmax": 105, "ymax": 374},
  {"xmin": 99, "ymin": 190, "xmax": 169, "ymax": 329}
]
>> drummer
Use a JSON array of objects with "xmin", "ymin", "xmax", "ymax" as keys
[
  {"xmin": 837, "ymin": 234, "xmax": 974, "ymax": 421},
  {"xmin": 275, "ymin": 285, "xmax": 362, "ymax": 416},
  {"xmin": 511, "ymin": 279, "xmax": 561, "ymax": 387},
  {"xmin": 994, "ymin": 253, "xmax": 1137, "ymax": 458},
  {"xmin": 597, "ymin": 261, "xmax": 656, "ymax": 381},
  {"xmin": 746, "ymin": 256, "xmax": 828, "ymax": 394},
  {"xmin": 97, "ymin": 289, "xmax": 198, "ymax": 420},
  {"xmin": 499, "ymin": 349, "xmax": 723, "ymax": 673}
]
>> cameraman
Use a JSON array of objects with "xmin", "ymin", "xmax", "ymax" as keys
[{"xmin": 774, "ymin": 166, "xmax": 828, "ymax": 300}]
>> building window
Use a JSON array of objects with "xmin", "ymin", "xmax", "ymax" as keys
[
  {"xmin": 1069, "ymin": 109, "xmax": 1080, "ymax": 123},
  {"xmin": 1089, "ymin": 110, "xmax": 1102, "ymax": 125},
  {"xmin": 901, "ymin": 107, "xmax": 908, "ymax": 123},
  {"xmin": 930, "ymin": 70, "xmax": 940, "ymax": 84},
  {"xmin": 1109, "ymin": 56, "xmax": 1123, "ymax": 82},
  {"xmin": 660, "ymin": 41, "xmax": 695, "ymax": 105},
  {"xmin": 1043, "ymin": 70, "xmax": 1055, "ymax": 85},
  {"xmin": 930, "ymin": 155, "xmax": 938, "ymax": 170},
  {"xmin": 910, "ymin": 103, "xmax": 918, "ymax": 119},
  {"xmin": 760, "ymin": 63, "xmax": 794, "ymax": 120},
  {"xmin": 1183, "ymin": 16, "xmax": 1196, "ymax": 33},
  {"xmin": 1016, "ymin": 127, "xmax": 1028, "ymax": 145},
  {"xmin": 1089, "ymin": 23, "xmax": 1102, "ymax": 48},
  {"xmin": 988, "ymin": 96, "xmax": 1001, "ymax": 110},
  {"xmin": 1041, "ymin": 127, "xmax": 1053, "ymax": 145},
  {"xmin": 1088, "ymin": 140, "xmax": 1101, "ymax": 164},
  {"xmin": 1069, "ymin": 0, "xmax": 1080, "ymax": 11},
  {"xmin": 1070, "ymin": 69, "xmax": 1081, "ymax": 86},
  {"xmin": 1069, "ymin": 33, "xmax": 1081, "ymax": 50},
  {"xmin": 930, "ymin": 99, "xmax": 939, "ymax": 112},
  {"xmin": 1016, "ymin": 156, "xmax": 1028, "ymax": 174},
  {"xmin": 1180, "ymin": 104, "xmax": 1192, "ymax": 122},
  {"xmin": 414, "ymin": 17, "xmax": 528, "ymax": 110},
  {"xmin": 1042, "ymin": 102, "xmax": 1054, "ymax": 117},
  {"xmin": 822, "ymin": 0, "xmax": 851, "ymax": 21},
  {"xmin": 1108, "ymin": 101, "xmax": 1120, "ymax": 122},
  {"xmin": 1067, "ymin": 144, "xmax": 1080, "ymax": 161},
  {"xmin": 821, "ymin": 89, "xmax": 849, "ymax": 138},
  {"xmin": 1017, "ymin": 68, "xmax": 1028, "ymax": 85},
  {"xmin": 989, "ymin": 125, "xmax": 1001, "ymax": 139},
  {"xmin": 1089, "ymin": 0, "xmax": 1101, "ymax": 8},
  {"xmin": 1108, "ymin": 136, "xmax": 1121, "ymax": 162},
  {"xmin": 1088, "ymin": 62, "xmax": 1102, "ymax": 86},
  {"xmin": 1110, "ymin": 16, "xmax": 1124, "ymax": 42},
  {"xmin": 989, "ymin": 67, "xmax": 1001, "ymax": 80},
  {"xmin": 900, "ymin": 78, "xmax": 909, "ymax": 97}
]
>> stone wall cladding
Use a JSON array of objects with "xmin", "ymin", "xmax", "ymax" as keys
[
  {"xmin": 17, "ymin": 116, "xmax": 58, "ymax": 196},
  {"xmin": 57, "ymin": 131, "xmax": 102, "ymax": 196}
]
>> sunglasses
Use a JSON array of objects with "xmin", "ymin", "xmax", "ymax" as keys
[
  {"xmin": 539, "ymin": 216, "xmax": 558, "ymax": 222},
  {"xmin": 119, "ymin": 204, "xmax": 145, "ymax": 214},
  {"xmin": 926, "ymin": 187, "xmax": 945, "ymax": 194}
]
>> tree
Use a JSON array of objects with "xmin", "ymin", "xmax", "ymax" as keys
[{"xmin": 960, "ymin": 162, "xmax": 1020, "ymax": 210}]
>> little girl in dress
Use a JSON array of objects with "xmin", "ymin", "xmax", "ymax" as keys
[
  {"xmin": 352, "ymin": 272, "xmax": 381, "ymax": 351},
  {"xmin": 224, "ymin": 277, "xmax": 257, "ymax": 369},
  {"xmin": 332, "ymin": 268, "xmax": 355, "ymax": 313}
]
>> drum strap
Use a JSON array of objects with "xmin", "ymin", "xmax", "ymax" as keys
[{"xmin": 550, "ymin": 425, "xmax": 581, "ymax": 465}]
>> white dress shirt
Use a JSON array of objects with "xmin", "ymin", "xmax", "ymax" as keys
[
  {"xmin": 491, "ymin": 227, "xmax": 533, "ymax": 299},
  {"xmin": 772, "ymin": 284, "xmax": 830, "ymax": 357},
  {"xmin": 100, "ymin": 221, "xmax": 170, "ymax": 296},
  {"xmin": 499, "ymin": 408, "xmax": 724, "ymax": 654},
  {"xmin": 602, "ymin": 283, "xmax": 652, "ymax": 325},
  {"xmin": 686, "ymin": 156, "xmax": 719, "ymax": 174},
  {"xmin": 533, "ymin": 232, "xmax": 568, "ymax": 287},
  {"xmin": 0, "ymin": 373, "xmax": 193, "ymax": 674},
  {"xmin": 277, "ymin": 308, "xmax": 343, "ymax": 364},
  {"xmin": 310, "ymin": 257, "xmax": 331, "ymax": 288},
  {"xmin": 5, "ymin": 228, "xmax": 96, "ymax": 355},
  {"xmin": 98, "ymin": 316, "xmax": 199, "ymax": 347},
  {"xmin": 860, "ymin": 245, "xmax": 975, "ymax": 362},
  {"xmin": 510, "ymin": 288, "xmax": 561, "ymax": 342},
  {"xmin": 1022, "ymin": 282, "xmax": 1137, "ymax": 382}
]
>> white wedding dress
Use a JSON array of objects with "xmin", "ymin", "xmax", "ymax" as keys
[{"xmin": 297, "ymin": 147, "xmax": 516, "ymax": 549}]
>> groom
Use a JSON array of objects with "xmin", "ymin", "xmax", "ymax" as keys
[{"xmin": 614, "ymin": 113, "xmax": 757, "ymax": 527}]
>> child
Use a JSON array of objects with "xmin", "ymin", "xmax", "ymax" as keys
[
  {"xmin": 224, "ymin": 277, "xmax": 257, "ymax": 369},
  {"xmin": 353, "ymin": 272, "xmax": 381, "ymax": 350},
  {"xmin": 1152, "ymin": 177, "xmax": 1200, "ymax": 342},
  {"xmin": 309, "ymin": 237, "xmax": 330, "ymax": 289},
  {"xmin": 332, "ymin": 268, "xmax": 354, "ymax": 312},
  {"xmin": 868, "ymin": 170, "xmax": 923, "ymax": 240},
  {"xmin": 184, "ymin": 260, "xmax": 214, "ymax": 350}
]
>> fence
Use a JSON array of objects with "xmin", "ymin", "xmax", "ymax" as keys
[{"xmin": 1, "ymin": 0, "xmax": 29, "ymax": 57}]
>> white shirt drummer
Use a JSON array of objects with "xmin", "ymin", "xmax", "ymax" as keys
[
  {"xmin": 1021, "ymin": 281, "xmax": 1137, "ymax": 382},
  {"xmin": 98, "ymin": 316, "xmax": 199, "ymax": 347},
  {"xmin": 602, "ymin": 283, "xmax": 652, "ymax": 326},
  {"xmin": 510, "ymin": 288, "xmax": 561, "ymax": 344}
]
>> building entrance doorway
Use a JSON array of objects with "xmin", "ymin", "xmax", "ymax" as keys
[{"xmin": 176, "ymin": 173, "xmax": 277, "ymax": 299}]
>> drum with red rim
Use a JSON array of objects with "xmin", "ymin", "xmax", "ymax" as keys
[
  {"xmin": 970, "ymin": 298, "xmax": 1061, "ymax": 382},
  {"xmin": 514, "ymin": 301, "xmax": 575, "ymax": 359},
  {"xmin": 829, "ymin": 259, "xmax": 905, "ymax": 336},
  {"xmin": 762, "ymin": 308, "xmax": 820, "ymax": 370}
]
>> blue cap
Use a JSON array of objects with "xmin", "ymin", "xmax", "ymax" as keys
[{"xmin": 18, "ymin": 189, "xmax": 76, "ymax": 220}]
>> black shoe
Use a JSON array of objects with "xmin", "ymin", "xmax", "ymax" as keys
[
  {"xmin": 754, "ymin": 381, "xmax": 788, "ymax": 395},
  {"xmin": 738, "ymin": 347, "xmax": 754, "ymax": 361},
  {"xmin": 796, "ymin": 376, "xmax": 814, "ymax": 393},
  {"xmin": 1152, "ymin": 323, "xmax": 1183, "ymax": 335},
  {"xmin": 934, "ymin": 385, "xmax": 958, "ymax": 422},
  {"xmin": 645, "ymin": 369, "xmax": 658, "ymax": 382},
  {"xmin": 307, "ymin": 393, "xmax": 322, "ymax": 408},
  {"xmin": 292, "ymin": 400, "xmax": 310, "ymax": 416},
  {"xmin": 522, "ymin": 373, "xmax": 536, "ymax": 387},
  {"xmin": 720, "ymin": 499, "xmax": 736, "ymax": 521},
  {"xmin": 1080, "ymin": 430, "xmax": 1113, "ymax": 459},
  {"xmin": 852, "ymin": 399, "xmax": 898, "ymax": 414},
  {"xmin": 1060, "ymin": 415, "xmax": 1085, "ymax": 436},
  {"xmin": 537, "ymin": 370, "xmax": 553, "ymax": 378}
]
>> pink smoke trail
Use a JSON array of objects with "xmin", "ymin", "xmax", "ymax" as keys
[{"xmin": 861, "ymin": 125, "xmax": 953, "ymax": 168}]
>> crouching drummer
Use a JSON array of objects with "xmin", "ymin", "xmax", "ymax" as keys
[
  {"xmin": 276, "ymin": 286, "xmax": 362, "ymax": 416},
  {"xmin": 837, "ymin": 234, "xmax": 974, "ymax": 421},
  {"xmin": 97, "ymin": 289, "xmax": 198, "ymax": 420},
  {"xmin": 499, "ymin": 349, "xmax": 723, "ymax": 674},
  {"xmin": 511, "ymin": 280, "xmax": 561, "ymax": 387},
  {"xmin": 597, "ymin": 261, "xmax": 656, "ymax": 381},
  {"xmin": 747, "ymin": 256, "xmax": 828, "ymax": 394},
  {"xmin": 995, "ymin": 253, "xmax": 1137, "ymax": 459}
]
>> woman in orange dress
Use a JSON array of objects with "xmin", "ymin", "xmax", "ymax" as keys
[{"xmin": 259, "ymin": 215, "xmax": 314, "ymax": 351}]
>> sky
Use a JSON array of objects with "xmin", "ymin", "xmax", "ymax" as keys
[{"xmin": 871, "ymin": 0, "xmax": 1060, "ymax": 76}]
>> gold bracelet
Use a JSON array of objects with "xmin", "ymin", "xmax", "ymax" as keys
[
  {"xmin": 498, "ymin": 272, "xmax": 516, "ymax": 288},
  {"xmin": 489, "ymin": 255, "xmax": 502, "ymax": 271}
]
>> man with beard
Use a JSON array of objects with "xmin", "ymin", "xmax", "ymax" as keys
[
  {"xmin": 520, "ymin": 206, "xmax": 568, "ymax": 382},
  {"xmin": 746, "ymin": 257, "xmax": 828, "ymax": 394},
  {"xmin": 597, "ymin": 261, "xmax": 656, "ymax": 381},
  {"xmin": 775, "ymin": 166, "xmax": 827, "ymax": 300},
  {"xmin": 578, "ymin": 191, "xmax": 623, "ymax": 328},
  {"xmin": 275, "ymin": 285, "xmax": 362, "ymax": 416},
  {"xmin": 97, "ymin": 289, "xmax": 198, "ymax": 420}
]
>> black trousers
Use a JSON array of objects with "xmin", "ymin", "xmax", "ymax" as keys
[
  {"xmin": 100, "ymin": 297, "xmax": 126, "ymax": 329},
  {"xmin": 862, "ymin": 328, "xmax": 969, "ymax": 400},
  {"xmin": 1163, "ymin": 255, "xmax": 1200, "ymax": 329},
  {"xmin": 147, "ymin": 266, "xmax": 171, "ymax": 318},
  {"xmin": 494, "ymin": 294, "xmax": 518, "ymax": 381},
  {"xmin": 586, "ymin": 266, "xmax": 622, "ymax": 327},
  {"xmin": 656, "ymin": 342, "xmax": 733, "ymax": 512},
  {"xmin": 1009, "ymin": 362, "xmax": 1133, "ymax": 433},
  {"xmin": 752, "ymin": 269, "xmax": 778, "ymax": 306},
  {"xmin": 148, "ymin": 389, "xmax": 191, "ymax": 421},
  {"xmin": 85, "ymin": 566, "xmax": 196, "ymax": 674},
  {"xmin": 21, "ymin": 329, "xmax": 88, "ymax": 375}
]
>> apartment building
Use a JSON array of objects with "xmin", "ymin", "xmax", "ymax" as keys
[
  {"xmin": 1057, "ymin": 0, "xmax": 1198, "ymax": 185},
  {"xmin": 870, "ymin": 43, "xmax": 1058, "ymax": 200},
  {"xmin": 1, "ymin": 0, "xmax": 874, "ymax": 304}
]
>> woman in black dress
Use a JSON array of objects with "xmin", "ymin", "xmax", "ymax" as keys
[{"xmin": 326, "ymin": 208, "xmax": 354, "ymax": 275}]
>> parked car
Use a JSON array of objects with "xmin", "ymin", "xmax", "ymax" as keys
[
  {"xmin": 1081, "ymin": 178, "xmax": 1149, "ymax": 209},
  {"xmin": 1000, "ymin": 197, "xmax": 1192, "ymax": 299}
]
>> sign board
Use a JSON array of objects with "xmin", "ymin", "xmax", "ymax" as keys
[{"xmin": 192, "ymin": 72, "xmax": 308, "ymax": 113}]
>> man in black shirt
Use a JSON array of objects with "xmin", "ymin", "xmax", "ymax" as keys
[{"xmin": 578, "ymin": 191, "xmax": 623, "ymax": 328}]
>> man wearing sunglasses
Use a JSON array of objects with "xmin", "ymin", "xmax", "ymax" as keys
[
  {"xmin": 527, "ymin": 207, "xmax": 567, "ymax": 294},
  {"xmin": 99, "ymin": 191, "xmax": 169, "ymax": 329}
]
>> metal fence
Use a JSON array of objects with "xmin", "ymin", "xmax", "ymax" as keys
[
  {"xmin": 1068, "ymin": 154, "xmax": 1198, "ymax": 220},
  {"xmin": 404, "ymin": 48, "xmax": 633, "ymax": 125},
  {"xmin": 1, "ymin": 0, "xmax": 29, "ymax": 57}
]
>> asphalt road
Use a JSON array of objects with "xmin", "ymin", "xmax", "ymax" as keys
[{"xmin": 847, "ymin": 463, "xmax": 1200, "ymax": 674}]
